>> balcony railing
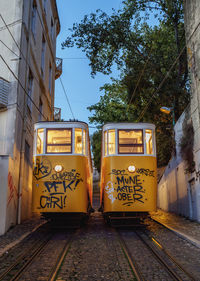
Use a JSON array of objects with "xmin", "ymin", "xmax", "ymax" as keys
[
  {"xmin": 0, "ymin": 77, "xmax": 9, "ymax": 109},
  {"xmin": 55, "ymin": 58, "xmax": 63, "ymax": 79},
  {"xmin": 54, "ymin": 107, "xmax": 61, "ymax": 121}
]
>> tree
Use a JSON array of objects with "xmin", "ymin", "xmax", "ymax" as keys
[
  {"xmin": 91, "ymin": 130, "xmax": 102, "ymax": 173},
  {"xmin": 62, "ymin": 0, "xmax": 189, "ymax": 167}
]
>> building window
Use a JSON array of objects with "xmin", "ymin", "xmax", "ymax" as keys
[
  {"xmin": 38, "ymin": 98, "xmax": 43, "ymax": 121},
  {"xmin": 41, "ymin": 36, "xmax": 46, "ymax": 76},
  {"xmin": 43, "ymin": 0, "xmax": 47, "ymax": 14},
  {"xmin": 118, "ymin": 129, "xmax": 144, "ymax": 154},
  {"xmin": 31, "ymin": 1, "xmax": 37, "ymax": 37},
  {"xmin": 25, "ymin": 141, "xmax": 31, "ymax": 164},
  {"xmin": 51, "ymin": 18, "xmax": 54, "ymax": 41},
  {"xmin": 27, "ymin": 70, "xmax": 33, "ymax": 111},
  {"xmin": 49, "ymin": 63, "xmax": 52, "ymax": 94}
]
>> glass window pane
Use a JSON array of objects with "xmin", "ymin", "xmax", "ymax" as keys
[
  {"xmin": 118, "ymin": 129, "xmax": 144, "ymax": 154},
  {"xmin": 83, "ymin": 129, "xmax": 86, "ymax": 155},
  {"xmin": 46, "ymin": 129, "xmax": 72, "ymax": 154},
  {"xmin": 145, "ymin": 129, "xmax": 153, "ymax": 154},
  {"xmin": 37, "ymin": 129, "xmax": 44, "ymax": 154},
  {"xmin": 47, "ymin": 129, "xmax": 71, "ymax": 144},
  {"xmin": 104, "ymin": 131, "xmax": 107, "ymax": 156},
  {"xmin": 108, "ymin": 130, "xmax": 115, "ymax": 155},
  {"xmin": 47, "ymin": 145, "xmax": 71, "ymax": 153},
  {"xmin": 75, "ymin": 128, "xmax": 82, "ymax": 154},
  {"xmin": 119, "ymin": 130, "xmax": 143, "ymax": 144},
  {"xmin": 119, "ymin": 146, "xmax": 143, "ymax": 154}
]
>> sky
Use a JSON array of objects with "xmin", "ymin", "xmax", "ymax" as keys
[{"xmin": 55, "ymin": 0, "xmax": 123, "ymax": 134}]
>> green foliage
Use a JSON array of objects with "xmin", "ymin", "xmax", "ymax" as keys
[
  {"xmin": 91, "ymin": 130, "xmax": 102, "ymax": 173},
  {"xmin": 62, "ymin": 0, "xmax": 190, "ymax": 168},
  {"xmin": 179, "ymin": 114, "xmax": 195, "ymax": 173}
]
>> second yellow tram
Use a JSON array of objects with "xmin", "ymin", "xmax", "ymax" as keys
[{"xmin": 100, "ymin": 123, "xmax": 157, "ymax": 223}]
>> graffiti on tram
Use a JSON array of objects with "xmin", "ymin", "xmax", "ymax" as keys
[
  {"xmin": 105, "ymin": 167, "xmax": 155, "ymax": 206},
  {"xmin": 33, "ymin": 160, "xmax": 83, "ymax": 210}
]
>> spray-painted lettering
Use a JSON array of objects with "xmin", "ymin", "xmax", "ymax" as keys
[{"xmin": 105, "ymin": 167, "xmax": 155, "ymax": 206}]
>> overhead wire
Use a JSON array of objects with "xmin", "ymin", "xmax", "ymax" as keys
[
  {"xmin": 127, "ymin": 44, "xmax": 153, "ymax": 109},
  {"xmin": 0, "ymin": 54, "xmax": 47, "ymax": 120},
  {"xmin": 59, "ymin": 77, "xmax": 75, "ymax": 119},
  {"xmin": 0, "ymin": 12, "xmax": 79, "ymax": 121},
  {"xmin": 0, "ymin": 13, "xmax": 50, "ymax": 119}
]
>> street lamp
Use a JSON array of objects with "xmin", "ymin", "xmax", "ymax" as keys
[{"xmin": 160, "ymin": 106, "xmax": 175, "ymax": 126}]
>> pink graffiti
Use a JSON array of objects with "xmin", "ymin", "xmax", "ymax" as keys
[{"xmin": 7, "ymin": 172, "xmax": 22, "ymax": 208}]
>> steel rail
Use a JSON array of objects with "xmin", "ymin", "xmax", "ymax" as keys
[
  {"xmin": 47, "ymin": 235, "xmax": 73, "ymax": 281},
  {"xmin": 135, "ymin": 231, "xmax": 196, "ymax": 281},
  {"xmin": 0, "ymin": 232, "xmax": 51, "ymax": 281},
  {"xmin": 116, "ymin": 230, "xmax": 145, "ymax": 281},
  {"xmin": 2, "ymin": 235, "xmax": 53, "ymax": 281},
  {"xmin": 149, "ymin": 218, "xmax": 197, "ymax": 280}
]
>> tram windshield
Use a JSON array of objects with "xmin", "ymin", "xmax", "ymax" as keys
[
  {"xmin": 118, "ymin": 129, "xmax": 143, "ymax": 154},
  {"xmin": 46, "ymin": 129, "xmax": 72, "ymax": 153}
]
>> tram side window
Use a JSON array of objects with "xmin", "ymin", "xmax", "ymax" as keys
[
  {"xmin": 108, "ymin": 130, "xmax": 115, "ymax": 155},
  {"xmin": 83, "ymin": 129, "xmax": 86, "ymax": 155},
  {"xmin": 118, "ymin": 129, "xmax": 144, "ymax": 154},
  {"xmin": 75, "ymin": 128, "xmax": 83, "ymax": 154},
  {"xmin": 104, "ymin": 131, "xmax": 108, "ymax": 156},
  {"xmin": 46, "ymin": 129, "xmax": 72, "ymax": 153},
  {"xmin": 37, "ymin": 129, "xmax": 44, "ymax": 154},
  {"xmin": 145, "ymin": 129, "xmax": 153, "ymax": 155}
]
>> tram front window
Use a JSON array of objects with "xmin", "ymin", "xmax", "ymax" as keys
[
  {"xmin": 46, "ymin": 129, "xmax": 72, "ymax": 153},
  {"xmin": 118, "ymin": 129, "xmax": 143, "ymax": 154},
  {"xmin": 37, "ymin": 129, "xmax": 44, "ymax": 154},
  {"xmin": 75, "ymin": 128, "xmax": 83, "ymax": 154},
  {"xmin": 145, "ymin": 129, "xmax": 153, "ymax": 154},
  {"xmin": 108, "ymin": 130, "xmax": 115, "ymax": 155}
]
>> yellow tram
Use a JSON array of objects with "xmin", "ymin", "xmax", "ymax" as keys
[
  {"xmin": 100, "ymin": 123, "xmax": 157, "ymax": 223},
  {"xmin": 32, "ymin": 121, "xmax": 93, "ymax": 223}
]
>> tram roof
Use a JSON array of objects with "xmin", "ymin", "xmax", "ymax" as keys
[
  {"xmin": 102, "ymin": 122, "xmax": 155, "ymax": 131},
  {"xmin": 34, "ymin": 121, "xmax": 88, "ymax": 129}
]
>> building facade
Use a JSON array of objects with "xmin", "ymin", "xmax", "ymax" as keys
[
  {"xmin": 157, "ymin": 0, "xmax": 200, "ymax": 222},
  {"xmin": 0, "ymin": 0, "xmax": 61, "ymax": 234}
]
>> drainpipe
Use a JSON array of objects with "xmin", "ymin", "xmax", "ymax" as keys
[{"xmin": 17, "ymin": 0, "xmax": 31, "ymax": 224}]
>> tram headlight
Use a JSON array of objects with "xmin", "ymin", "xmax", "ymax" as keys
[
  {"xmin": 128, "ymin": 165, "xmax": 136, "ymax": 173},
  {"xmin": 54, "ymin": 165, "xmax": 63, "ymax": 172}
]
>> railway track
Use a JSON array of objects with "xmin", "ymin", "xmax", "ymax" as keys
[
  {"xmin": 117, "ymin": 229, "xmax": 196, "ymax": 281},
  {"xmin": 0, "ymin": 230, "xmax": 75, "ymax": 281}
]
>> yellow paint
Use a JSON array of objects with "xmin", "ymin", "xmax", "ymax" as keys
[
  {"xmin": 32, "ymin": 155, "xmax": 92, "ymax": 213},
  {"xmin": 100, "ymin": 156, "xmax": 157, "ymax": 212}
]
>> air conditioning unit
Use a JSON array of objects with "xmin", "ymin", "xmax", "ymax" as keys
[{"xmin": 0, "ymin": 77, "xmax": 9, "ymax": 108}]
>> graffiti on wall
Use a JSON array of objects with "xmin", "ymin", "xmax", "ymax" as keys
[
  {"xmin": 106, "ymin": 168, "xmax": 155, "ymax": 206},
  {"xmin": 7, "ymin": 172, "xmax": 21, "ymax": 208},
  {"xmin": 33, "ymin": 160, "xmax": 83, "ymax": 210}
]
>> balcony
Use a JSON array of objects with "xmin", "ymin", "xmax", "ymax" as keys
[
  {"xmin": 54, "ymin": 107, "xmax": 61, "ymax": 121},
  {"xmin": 0, "ymin": 77, "xmax": 9, "ymax": 109},
  {"xmin": 55, "ymin": 58, "xmax": 63, "ymax": 79}
]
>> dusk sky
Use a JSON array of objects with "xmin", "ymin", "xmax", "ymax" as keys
[{"xmin": 55, "ymin": 0, "xmax": 122, "ymax": 134}]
